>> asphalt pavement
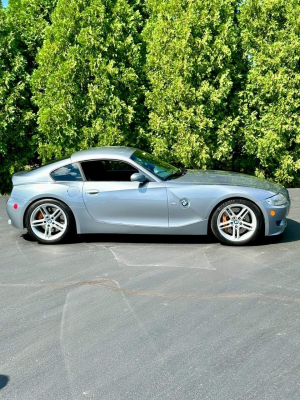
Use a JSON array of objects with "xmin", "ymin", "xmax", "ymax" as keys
[{"xmin": 1, "ymin": 190, "xmax": 300, "ymax": 400}]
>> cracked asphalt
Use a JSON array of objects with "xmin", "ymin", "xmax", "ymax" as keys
[{"xmin": 1, "ymin": 190, "xmax": 300, "ymax": 400}]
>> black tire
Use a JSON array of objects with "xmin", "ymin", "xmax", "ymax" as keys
[
  {"xmin": 25, "ymin": 199, "xmax": 75, "ymax": 244},
  {"xmin": 211, "ymin": 199, "xmax": 263, "ymax": 246}
]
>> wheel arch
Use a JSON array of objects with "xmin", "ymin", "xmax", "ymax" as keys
[
  {"xmin": 23, "ymin": 196, "xmax": 78, "ymax": 233},
  {"xmin": 207, "ymin": 196, "xmax": 266, "ymax": 236}
]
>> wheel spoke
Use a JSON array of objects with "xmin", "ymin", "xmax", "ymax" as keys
[
  {"xmin": 237, "ymin": 207, "xmax": 249, "ymax": 220},
  {"xmin": 40, "ymin": 206, "xmax": 49, "ymax": 217},
  {"xmin": 44, "ymin": 225, "xmax": 52, "ymax": 239},
  {"xmin": 231, "ymin": 225, "xmax": 241, "ymax": 240},
  {"xmin": 225, "ymin": 207, "xmax": 236, "ymax": 218},
  {"xmin": 218, "ymin": 220, "xmax": 233, "ymax": 229},
  {"xmin": 240, "ymin": 220, "xmax": 255, "ymax": 231},
  {"xmin": 31, "ymin": 219, "xmax": 46, "ymax": 227},
  {"xmin": 231, "ymin": 225, "xmax": 236, "ymax": 240},
  {"xmin": 52, "ymin": 221, "xmax": 64, "ymax": 231},
  {"xmin": 51, "ymin": 208, "xmax": 62, "ymax": 220}
]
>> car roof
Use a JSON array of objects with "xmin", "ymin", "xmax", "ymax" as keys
[{"xmin": 71, "ymin": 146, "xmax": 136, "ymax": 163}]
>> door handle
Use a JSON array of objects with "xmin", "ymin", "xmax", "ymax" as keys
[{"xmin": 86, "ymin": 189, "xmax": 99, "ymax": 195}]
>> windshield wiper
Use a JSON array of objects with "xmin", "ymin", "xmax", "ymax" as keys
[{"xmin": 163, "ymin": 168, "xmax": 187, "ymax": 181}]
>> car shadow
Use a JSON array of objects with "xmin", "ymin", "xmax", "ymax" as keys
[
  {"xmin": 21, "ymin": 218, "xmax": 300, "ymax": 246},
  {"xmin": 0, "ymin": 375, "xmax": 9, "ymax": 390},
  {"xmin": 21, "ymin": 230, "xmax": 217, "ymax": 245},
  {"xmin": 75, "ymin": 233, "xmax": 218, "ymax": 245}
]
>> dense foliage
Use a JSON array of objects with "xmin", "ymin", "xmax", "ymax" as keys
[
  {"xmin": 31, "ymin": 0, "xmax": 148, "ymax": 162},
  {"xmin": 143, "ymin": 0, "xmax": 245, "ymax": 171},
  {"xmin": 239, "ymin": 0, "xmax": 300, "ymax": 185},
  {"xmin": 0, "ymin": 0, "xmax": 57, "ymax": 192},
  {"xmin": 1, "ymin": 0, "xmax": 300, "ymax": 193}
]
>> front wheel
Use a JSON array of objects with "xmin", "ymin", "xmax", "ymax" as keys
[
  {"xmin": 25, "ymin": 199, "xmax": 75, "ymax": 244},
  {"xmin": 211, "ymin": 199, "xmax": 263, "ymax": 246}
]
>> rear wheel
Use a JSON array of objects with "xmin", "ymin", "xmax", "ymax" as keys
[
  {"xmin": 25, "ymin": 199, "xmax": 75, "ymax": 244},
  {"xmin": 211, "ymin": 199, "xmax": 263, "ymax": 246}
]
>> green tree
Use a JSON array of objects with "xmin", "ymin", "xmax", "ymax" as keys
[
  {"xmin": 143, "ymin": 0, "xmax": 244, "ymax": 170},
  {"xmin": 239, "ymin": 0, "xmax": 300, "ymax": 185},
  {"xmin": 32, "ymin": 0, "xmax": 148, "ymax": 162},
  {"xmin": 0, "ymin": 0, "xmax": 57, "ymax": 194}
]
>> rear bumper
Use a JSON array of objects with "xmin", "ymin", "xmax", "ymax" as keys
[{"xmin": 6, "ymin": 197, "xmax": 29, "ymax": 229}]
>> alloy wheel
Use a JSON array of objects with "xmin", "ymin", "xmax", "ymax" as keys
[
  {"xmin": 216, "ymin": 203, "xmax": 258, "ymax": 243},
  {"xmin": 30, "ymin": 203, "xmax": 67, "ymax": 241}
]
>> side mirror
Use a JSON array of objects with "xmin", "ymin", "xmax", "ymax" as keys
[{"xmin": 131, "ymin": 173, "xmax": 148, "ymax": 183}]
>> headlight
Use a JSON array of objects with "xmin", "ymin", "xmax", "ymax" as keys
[{"xmin": 266, "ymin": 193, "xmax": 287, "ymax": 206}]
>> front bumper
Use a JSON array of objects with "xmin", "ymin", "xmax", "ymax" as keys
[{"xmin": 258, "ymin": 198, "xmax": 291, "ymax": 236}]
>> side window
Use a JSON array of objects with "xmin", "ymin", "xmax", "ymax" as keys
[
  {"xmin": 81, "ymin": 160, "xmax": 138, "ymax": 182},
  {"xmin": 51, "ymin": 163, "xmax": 83, "ymax": 181}
]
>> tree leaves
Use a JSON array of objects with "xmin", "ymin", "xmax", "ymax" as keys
[
  {"xmin": 239, "ymin": 0, "xmax": 300, "ymax": 185},
  {"xmin": 143, "ymin": 0, "xmax": 244, "ymax": 170},
  {"xmin": 1, "ymin": 0, "xmax": 300, "ymax": 194},
  {"xmin": 31, "ymin": 0, "xmax": 148, "ymax": 162},
  {"xmin": 0, "ymin": 0, "xmax": 57, "ymax": 193}
]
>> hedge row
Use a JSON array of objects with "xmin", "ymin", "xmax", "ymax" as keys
[{"xmin": 1, "ymin": 0, "xmax": 300, "ymax": 193}]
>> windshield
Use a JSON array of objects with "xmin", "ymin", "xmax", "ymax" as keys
[{"xmin": 130, "ymin": 149, "xmax": 179, "ymax": 180}]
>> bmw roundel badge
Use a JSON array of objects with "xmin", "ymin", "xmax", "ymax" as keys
[{"xmin": 180, "ymin": 199, "xmax": 189, "ymax": 207}]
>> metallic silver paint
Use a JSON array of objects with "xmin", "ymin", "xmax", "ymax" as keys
[
  {"xmin": 6, "ymin": 146, "xmax": 290, "ymax": 240},
  {"xmin": 71, "ymin": 146, "xmax": 136, "ymax": 164},
  {"xmin": 177, "ymin": 170, "xmax": 289, "ymax": 197},
  {"xmin": 82, "ymin": 181, "xmax": 168, "ymax": 228}
]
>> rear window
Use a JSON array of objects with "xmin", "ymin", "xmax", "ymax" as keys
[{"xmin": 51, "ymin": 163, "xmax": 83, "ymax": 181}]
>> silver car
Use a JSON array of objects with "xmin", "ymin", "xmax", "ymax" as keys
[{"xmin": 6, "ymin": 146, "xmax": 290, "ymax": 245}]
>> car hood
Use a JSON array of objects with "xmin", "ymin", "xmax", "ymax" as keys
[{"xmin": 175, "ymin": 170, "xmax": 288, "ymax": 197}]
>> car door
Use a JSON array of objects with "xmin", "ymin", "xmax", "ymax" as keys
[{"xmin": 81, "ymin": 159, "xmax": 168, "ymax": 229}]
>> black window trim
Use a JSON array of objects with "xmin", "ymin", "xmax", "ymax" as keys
[{"xmin": 79, "ymin": 158, "xmax": 156, "ymax": 182}]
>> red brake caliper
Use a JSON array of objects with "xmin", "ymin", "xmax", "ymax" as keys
[{"xmin": 222, "ymin": 213, "xmax": 228, "ymax": 233}]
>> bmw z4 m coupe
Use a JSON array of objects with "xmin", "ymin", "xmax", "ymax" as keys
[{"xmin": 7, "ymin": 146, "xmax": 290, "ymax": 245}]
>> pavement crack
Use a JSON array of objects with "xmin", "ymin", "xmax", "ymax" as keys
[{"xmin": 15, "ymin": 240, "xmax": 30, "ymax": 264}]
